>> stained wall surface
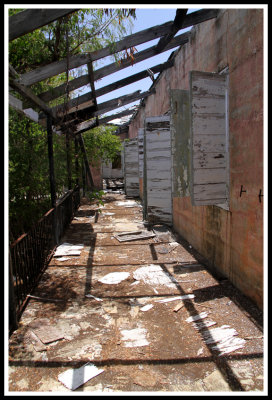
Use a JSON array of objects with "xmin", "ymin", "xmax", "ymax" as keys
[{"xmin": 128, "ymin": 9, "xmax": 263, "ymax": 309}]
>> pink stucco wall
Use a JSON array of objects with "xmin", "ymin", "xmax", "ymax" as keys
[{"xmin": 128, "ymin": 9, "xmax": 263, "ymax": 309}]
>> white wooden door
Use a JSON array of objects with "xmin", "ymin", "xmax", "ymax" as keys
[
  {"xmin": 144, "ymin": 116, "xmax": 172, "ymax": 225},
  {"xmin": 190, "ymin": 71, "xmax": 229, "ymax": 206},
  {"xmin": 124, "ymin": 138, "xmax": 139, "ymax": 197}
]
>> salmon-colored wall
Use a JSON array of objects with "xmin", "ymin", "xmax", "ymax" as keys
[{"xmin": 129, "ymin": 9, "xmax": 263, "ymax": 309}]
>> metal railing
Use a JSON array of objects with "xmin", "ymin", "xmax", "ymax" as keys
[{"xmin": 9, "ymin": 186, "xmax": 80, "ymax": 334}]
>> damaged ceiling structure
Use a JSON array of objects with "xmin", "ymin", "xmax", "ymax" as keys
[{"xmin": 9, "ymin": 8, "xmax": 219, "ymax": 136}]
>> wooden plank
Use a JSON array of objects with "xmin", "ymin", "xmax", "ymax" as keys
[
  {"xmin": 9, "ymin": 8, "xmax": 78, "ymax": 41},
  {"xmin": 9, "ymin": 66, "xmax": 57, "ymax": 121},
  {"xmin": 124, "ymin": 139, "xmax": 139, "ymax": 197},
  {"xmin": 77, "ymin": 133, "xmax": 94, "ymax": 190},
  {"xmin": 51, "ymin": 59, "xmax": 173, "ymax": 117},
  {"xmin": 42, "ymin": 89, "xmax": 152, "ymax": 126},
  {"xmin": 87, "ymin": 61, "xmax": 99, "ymax": 127},
  {"xmin": 73, "ymin": 108, "xmax": 136, "ymax": 135},
  {"xmin": 18, "ymin": 8, "xmax": 219, "ymax": 86},
  {"xmin": 145, "ymin": 116, "xmax": 172, "ymax": 225},
  {"xmin": 190, "ymin": 71, "xmax": 229, "ymax": 206},
  {"xmin": 155, "ymin": 9, "xmax": 188, "ymax": 53},
  {"xmin": 46, "ymin": 115, "xmax": 57, "ymax": 208},
  {"xmin": 170, "ymin": 89, "xmax": 191, "ymax": 198},
  {"xmin": 17, "ymin": 20, "xmax": 176, "ymax": 86},
  {"xmin": 38, "ymin": 32, "xmax": 188, "ymax": 103},
  {"xmin": 138, "ymin": 128, "xmax": 144, "ymax": 179}
]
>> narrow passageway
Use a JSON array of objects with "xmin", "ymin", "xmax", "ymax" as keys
[{"xmin": 8, "ymin": 193, "xmax": 263, "ymax": 392}]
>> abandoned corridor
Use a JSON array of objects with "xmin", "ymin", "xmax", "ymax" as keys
[{"xmin": 8, "ymin": 192, "xmax": 263, "ymax": 392}]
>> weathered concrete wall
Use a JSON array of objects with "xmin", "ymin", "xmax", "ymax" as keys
[{"xmin": 128, "ymin": 9, "xmax": 263, "ymax": 309}]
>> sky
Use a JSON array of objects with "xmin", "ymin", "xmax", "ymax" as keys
[{"xmin": 87, "ymin": 7, "xmax": 200, "ymax": 118}]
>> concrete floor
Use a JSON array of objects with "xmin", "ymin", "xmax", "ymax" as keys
[{"xmin": 8, "ymin": 193, "xmax": 264, "ymax": 393}]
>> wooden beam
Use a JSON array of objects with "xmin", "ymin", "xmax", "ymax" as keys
[
  {"xmin": 9, "ymin": 66, "xmax": 57, "ymax": 122},
  {"xmin": 61, "ymin": 89, "xmax": 155, "ymax": 126},
  {"xmin": 71, "ymin": 107, "xmax": 138, "ymax": 136},
  {"xmin": 46, "ymin": 115, "xmax": 57, "ymax": 208},
  {"xmin": 87, "ymin": 62, "xmax": 99, "ymax": 126},
  {"xmin": 17, "ymin": 9, "xmax": 219, "ymax": 86},
  {"xmin": 50, "ymin": 59, "xmax": 173, "ymax": 118},
  {"xmin": 16, "ymin": 20, "xmax": 174, "ymax": 86},
  {"xmin": 9, "ymin": 93, "xmax": 39, "ymax": 123},
  {"xmin": 77, "ymin": 133, "xmax": 94, "ymax": 190},
  {"xmin": 155, "ymin": 9, "xmax": 188, "ymax": 53},
  {"xmin": 9, "ymin": 8, "xmax": 78, "ymax": 41},
  {"xmin": 38, "ymin": 31, "xmax": 189, "ymax": 103}
]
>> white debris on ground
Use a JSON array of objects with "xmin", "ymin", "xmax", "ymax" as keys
[
  {"xmin": 202, "ymin": 325, "xmax": 246, "ymax": 356},
  {"xmin": 58, "ymin": 363, "xmax": 104, "ymax": 391},
  {"xmin": 120, "ymin": 327, "xmax": 149, "ymax": 348},
  {"xmin": 185, "ymin": 310, "xmax": 246, "ymax": 356},
  {"xmin": 155, "ymin": 295, "xmax": 195, "ymax": 303},
  {"xmin": 54, "ymin": 243, "xmax": 84, "ymax": 257},
  {"xmin": 98, "ymin": 272, "xmax": 130, "ymax": 285},
  {"xmin": 116, "ymin": 200, "xmax": 139, "ymax": 207},
  {"xmin": 132, "ymin": 264, "xmax": 178, "ymax": 288},
  {"xmin": 186, "ymin": 312, "xmax": 209, "ymax": 322}
]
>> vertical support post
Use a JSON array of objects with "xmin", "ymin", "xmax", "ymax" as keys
[
  {"xmin": 9, "ymin": 252, "xmax": 18, "ymax": 333},
  {"xmin": 74, "ymin": 135, "xmax": 79, "ymax": 187},
  {"xmin": 46, "ymin": 115, "xmax": 56, "ymax": 208},
  {"xmin": 82, "ymin": 160, "xmax": 86, "ymax": 197},
  {"xmin": 46, "ymin": 115, "xmax": 58, "ymax": 244},
  {"xmin": 78, "ymin": 133, "xmax": 94, "ymax": 190},
  {"xmin": 66, "ymin": 132, "xmax": 72, "ymax": 190}
]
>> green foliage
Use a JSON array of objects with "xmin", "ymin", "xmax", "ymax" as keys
[
  {"xmin": 83, "ymin": 124, "xmax": 122, "ymax": 166},
  {"xmin": 8, "ymin": 8, "xmax": 134, "ymax": 240},
  {"xmin": 87, "ymin": 190, "xmax": 105, "ymax": 212}
]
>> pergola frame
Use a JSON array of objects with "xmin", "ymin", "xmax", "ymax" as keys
[{"xmin": 8, "ymin": 7, "xmax": 220, "ymax": 200}]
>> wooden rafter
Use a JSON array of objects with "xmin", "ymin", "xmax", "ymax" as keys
[
  {"xmin": 9, "ymin": 8, "xmax": 220, "ymax": 136},
  {"xmin": 50, "ymin": 59, "xmax": 174, "ymax": 118},
  {"xmin": 9, "ymin": 9, "xmax": 78, "ymax": 41},
  {"xmin": 16, "ymin": 9, "xmax": 219, "ymax": 87},
  {"xmin": 68, "ymin": 107, "xmax": 138, "ymax": 136},
  {"xmin": 38, "ymin": 31, "xmax": 189, "ymax": 104},
  {"xmin": 87, "ymin": 61, "xmax": 99, "ymax": 126},
  {"xmin": 40, "ymin": 88, "xmax": 155, "ymax": 127},
  {"xmin": 155, "ymin": 9, "xmax": 188, "ymax": 53},
  {"xmin": 9, "ymin": 66, "xmax": 57, "ymax": 122}
]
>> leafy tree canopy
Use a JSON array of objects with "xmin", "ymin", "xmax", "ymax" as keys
[{"xmin": 9, "ymin": 8, "xmax": 134, "ymax": 240}]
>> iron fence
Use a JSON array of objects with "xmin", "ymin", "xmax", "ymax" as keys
[{"xmin": 9, "ymin": 186, "xmax": 80, "ymax": 334}]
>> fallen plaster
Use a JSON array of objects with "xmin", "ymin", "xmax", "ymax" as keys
[
  {"xmin": 120, "ymin": 327, "xmax": 149, "ymax": 348},
  {"xmin": 54, "ymin": 243, "xmax": 84, "ymax": 257},
  {"xmin": 133, "ymin": 264, "xmax": 178, "ymax": 288},
  {"xmin": 202, "ymin": 325, "xmax": 246, "ymax": 356},
  {"xmin": 98, "ymin": 271, "xmax": 130, "ymax": 284},
  {"xmin": 58, "ymin": 363, "xmax": 104, "ymax": 391}
]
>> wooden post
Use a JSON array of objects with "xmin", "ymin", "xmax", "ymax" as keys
[
  {"xmin": 74, "ymin": 136, "xmax": 79, "ymax": 187},
  {"xmin": 46, "ymin": 115, "xmax": 56, "ymax": 208},
  {"xmin": 77, "ymin": 133, "xmax": 94, "ymax": 190},
  {"xmin": 9, "ymin": 253, "xmax": 18, "ymax": 333},
  {"xmin": 66, "ymin": 132, "xmax": 72, "ymax": 190},
  {"xmin": 46, "ymin": 115, "xmax": 58, "ymax": 244}
]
